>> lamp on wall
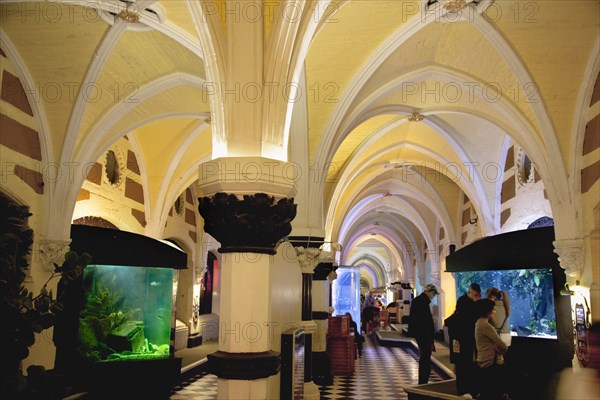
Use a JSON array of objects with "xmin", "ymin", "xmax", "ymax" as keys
[{"xmin": 560, "ymin": 282, "xmax": 577, "ymax": 296}]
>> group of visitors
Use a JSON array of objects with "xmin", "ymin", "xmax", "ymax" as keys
[
  {"xmin": 360, "ymin": 292, "xmax": 387, "ymax": 336},
  {"xmin": 408, "ymin": 282, "xmax": 512, "ymax": 400},
  {"xmin": 361, "ymin": 292, "xmax": 386, "ymax": 309}
]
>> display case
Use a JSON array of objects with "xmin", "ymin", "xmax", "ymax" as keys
[
  {"xmin": 332, "ymin": 266, "xmax": 361, "ymax": 326},
  {"xmin": 445, "ymin": 226, "xmax": 573, "ymax": 399},
  {"xmin": 55, "ymin": 225, "xmax": 187, "ymax": 399}
]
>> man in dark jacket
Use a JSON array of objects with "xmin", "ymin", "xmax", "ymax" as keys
[
  {"xmin": 451, "ymin": 283, "xmax": 481, "ymax": 398},
  {"xmin": 407, "ymin": 284, "xmax": 439, "ymax": 384}
]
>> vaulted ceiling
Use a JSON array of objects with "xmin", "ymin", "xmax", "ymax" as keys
[{"xmin": 1, "ymin": 0, "xmax": 598, "ymax": 286}]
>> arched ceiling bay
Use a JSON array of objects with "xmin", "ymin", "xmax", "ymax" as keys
[
  {"xmin": 1, "ymin": 0, "xmax": 597, "ymax": 287},
  {"xmin": 309, "ymin": 1, "xmax": 598, "ymax": 289}
]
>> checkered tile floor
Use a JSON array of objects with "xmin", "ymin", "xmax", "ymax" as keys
[
  {"xmin": 169, "ymin": 336, "xmax": 447, "ymax": 399},
  {"xmin": 170, "ymin": 370, "xmax": 218, "ymax": 400}
]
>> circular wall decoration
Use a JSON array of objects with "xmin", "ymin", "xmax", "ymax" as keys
[
  {"xmin": 516, "ymin": 147, "xmax": 533, "ymax": 186},
  {"xmin": 104, "ymin": 149, "xmax": 124, "ymax": 187},
  {"xmin": 174, "ymin": 193, "xmax": 185, "ymax": 216}
]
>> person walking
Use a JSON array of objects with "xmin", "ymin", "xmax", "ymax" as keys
[
  {"xmin": 407, "ymin": 284, "xmax": 439, "ymax": 385},
  {"xmin": 450, "ymin": 283, "xmax": 481, "ymax": 398}
]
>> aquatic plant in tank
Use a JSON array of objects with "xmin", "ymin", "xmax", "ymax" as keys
[
  {"xmin": 455, "ymin": 268, "xmax": 557, "ymax": 339},
  {"xmin": 78, "ymin": 265, "xmax": 174, "ymax": 362}
]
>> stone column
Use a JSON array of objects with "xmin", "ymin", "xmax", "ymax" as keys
[
  {"xmin": 292, "ymin": 245, "xmax": 321, "ymax": 400},
  {"xmin": 198, "ymin": 157, "xmax": 297, "ymax": 399},
  {"xmin": 311, "ymin": 253, "xmax": 336, "ymax": 386}
]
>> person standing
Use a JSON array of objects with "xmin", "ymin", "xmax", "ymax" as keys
[
  {"xmin": 361, "ymin": 292, "xmax": 377, "ymax": 334},
  {"xmin": 452, "ymin": 283, "xmax": 481, "ymax": 398},
  {"xmin": 407, "ymin": 284, "xmax": 439, "ymax": 385},
  {"xmin": 345, "ymin": 312, "xmax": 364, "ymax": 357},
  {"xmin": 474, "ymin": 298, "xmax": 509, "ymax": 399},
  {"xmin": 485, "ymin": 287, "xmax": 511, "ymax": 364},
  {"xmin": 364, "ymin": 292, "xmax": 375, "ymax": 308}
]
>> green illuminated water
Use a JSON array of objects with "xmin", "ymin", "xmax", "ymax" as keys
[{"xmin": 78, "ymin": 265, "xmax": 173, "ymax": 362}]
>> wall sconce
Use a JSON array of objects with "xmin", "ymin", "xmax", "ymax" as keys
[{"xmin": 560, "ymin": 281, "xmax": 577, "ymax": 296}]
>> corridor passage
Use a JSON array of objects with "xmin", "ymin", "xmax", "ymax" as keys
[{"xmin": 170, "ymin": 335, "xmax": 450, "ymax": 400}]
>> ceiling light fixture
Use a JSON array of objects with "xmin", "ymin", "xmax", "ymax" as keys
[
  {"xmin": 118, "ymin": 2, "xmax": 141, "ymax": 23},
  {"xmin": 407, "ymin": 112, "xmax": 424, "ymax": 122},
  {"xmin": 427, "ymin": 0, "xmax": 479, "ymax": 13},
  {"xmin": 443, "ymin": 0, "xmax": 467, "ymax": 12}
]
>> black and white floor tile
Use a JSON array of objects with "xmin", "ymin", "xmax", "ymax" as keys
[
  {"xmin": 170, "ymin": 370, "xmax": 218, "ymax": 400},
  {"xmin": 170, "ymin": 336, "xmax": 447, "ymax": 400},
  {"xmin": 317, "ymin": 336, "xmax": 447, "ymax": 400}
]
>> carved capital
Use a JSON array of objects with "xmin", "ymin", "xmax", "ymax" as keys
[
  {"xmin": 328, "ymin": 269, "xmax": 337, "ymax": 282},
  {"xmin": 553, "ymin": 238, "xmax": 585, "ymax": 279},
  {"xmin": 295, "ymin": 247, "xmax": 321, "ymax": 274},
  {"xmin": 198, "ymin": 192, "xmax": 297, "ymax": 255},
  {"xmin": 39, "ymin": 238, "xmax": 71, "ymax": 271},
  {"xmin": 319, "ymin": 250, "xmax": 336, "ymax": 264}
]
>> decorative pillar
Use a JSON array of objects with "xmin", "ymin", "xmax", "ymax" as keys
[
  {"xmin": 311, "ymin": 252, "xmax": 337, "ymax": 386},
  {"xmin": 292, "ymin": 245, "xmax": 321, "ymax": 400},
  {"xmin": 198, "ymin": 157, "xmax": 297, "ymax": 399}
]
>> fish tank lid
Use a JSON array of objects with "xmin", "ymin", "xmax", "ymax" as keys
[
  {"xmin": 446, "ymin": 226, "xmax": 558, "ymax": 272},
  {"xmin": 70, "ymin": 225, "xmax": 187, "ymax": 269}
]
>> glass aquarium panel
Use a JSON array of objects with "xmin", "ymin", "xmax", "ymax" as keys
[
  {"xmin": 78, "ymin": 265, "xmax": 174, "ymax": 362},
  {"xmin": 455, "ymin": 269, "xmax": 557, "ymax": 339},
  {"xmin": 332, "ymin": 266, "xmax": 361, "ymax": 326}
]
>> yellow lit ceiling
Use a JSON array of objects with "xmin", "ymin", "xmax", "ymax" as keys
[{"xmin": 1, "ymin": 0, "xmax": 598, "ymax": 288}]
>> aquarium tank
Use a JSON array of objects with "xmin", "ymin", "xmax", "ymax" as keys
[
  {"xmin": 455, "ymin": 268, "xmax": 557, "ymax": 339},
  {"xmin": 332, "ymin": 266, "xmax": 361, "ymax": 326},
  {"xmin": 78, "ymin": 264, "xmax": 174, "ymax": 362}
]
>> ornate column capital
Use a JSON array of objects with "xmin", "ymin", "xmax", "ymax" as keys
[
  {"xmin": 294, "ymin": 247, "xmax": 321, "ymax": 274},
  {"xmin": 328, "ymin": 269, "xmax": 337, "ymax": 282},
  {"xmin": 320, "ymin": 250, "xmax": 336, "ymax": 265},
  {"xmin": 198, "ymin": 192, "xmax": 297, "ymax": 255},
  {"xmin": 39, "ymin": 238, "xmax": 71, "ymax": 271},
  {"xmin": 198, "ymin": 157, "xmax": 297, "ymax": 198},
  {"xmin": 553, "ymin": 238, "xmax": 585, "ymax": 279}
]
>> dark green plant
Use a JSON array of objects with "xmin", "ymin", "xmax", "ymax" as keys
[
  {"xmin": 78, "ymin": 276, "xmax": 129, "ymax": 361},
  {"xmin": 0, "ymin": 194, "xmax": 91, "ymax": 399}
]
